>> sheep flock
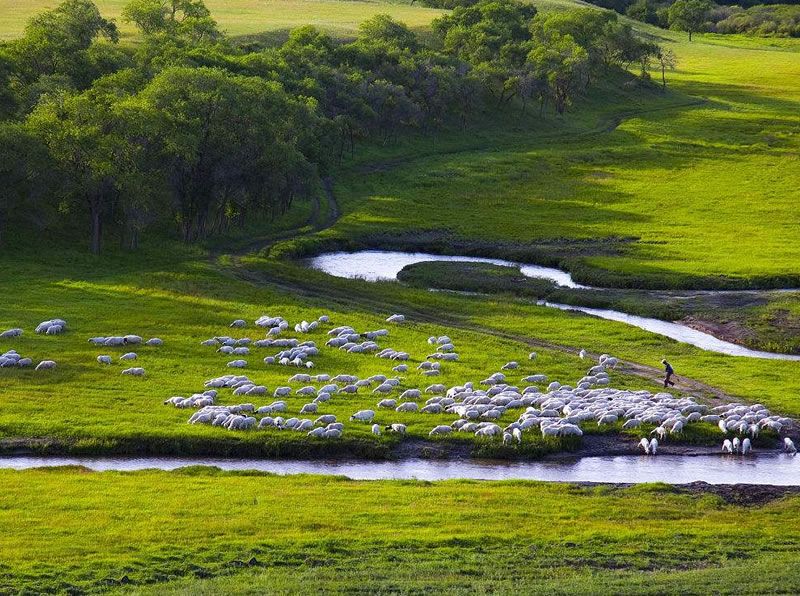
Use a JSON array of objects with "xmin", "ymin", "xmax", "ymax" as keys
[{"xmin": 2, "ymin": 312, "xmax": 797, "ymax": 456}]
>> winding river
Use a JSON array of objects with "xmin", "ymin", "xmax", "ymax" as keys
[
  {"xmin": 2, "ymin": 454, "xmax": 798, "ymax": 485},
  {"xmin": 307, "ymin": 250, "xmax": 800, "ymax": 361}
]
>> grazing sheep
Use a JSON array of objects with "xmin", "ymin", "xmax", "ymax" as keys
[
  {"xmin": 315, "ymin": 415, "xmax": 337, "ymax": 426},
  {"xmin": 227, "ymin": 360, "xmax": 247, "ymax": 368},
  {"xmin": 120, "ymin": 352, "xmax": 137, "ymax": 361},
  {"xmin": 501, "ymin": 361, "xmax": 518, "ymax": 370},
  {"xmin": 0, "ymin": 328, "xmax": 22, "ymax": 338},
  {"xmin": 377, "ymin": 399, "xmax": 397, "ymax": 409},
  {"xmin": 385, "ymin": 423, "xmax": 406, "ymax": 434},
  {"xmin": 396, "ymin": 402, "xmax": 418, "ymax": 413},
  {"xmin": 123, "ymin": 335, "xmax": 142, "ymax": 345},
  {"xmin": 122, "ymin": 367, "xmax": 145, "ymax": 376},
  {"xmin": 35, "ymin": 360, "xmax": 57, "ymax": 371},
  {"xmin": 385, "ymin": 314, "xmax": 405, "ymax": 323},
  {"xmin": 230, "ymin": 319, "xmax": 246, "ymax": 328},
  {"xmin": 97, "ymin": 355, "xmax": 112, "ymax": 365},
  {"xmin": 371, "ymin": 424, "xmax": 381, "ymax": 435},
  {"xmin": 429, "ymin": 425, "xmax": 452, "ymax": 436},
  {"xmin": 300, "ymin": 403, "xmax": 318, "ymax": 414},
  {"xmin": 350, "ymin": 410, "xmax": 375, "ymax": 422},
  {"xmin": 145, "ymin": 338, "xmax": 163, "ymax": 346}
]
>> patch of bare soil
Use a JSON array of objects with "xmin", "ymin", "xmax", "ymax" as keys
[
  {"xmin": 680, "ymin": 316, "xmax": 758, "ymax": 346},
  {"xmin": 675, "ymin": 481, "xmax": 800, "ymax": 506}
]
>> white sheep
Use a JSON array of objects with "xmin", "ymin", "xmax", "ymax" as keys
[
  {"xmin": 35, "ymin": 360, "xmax": 57, "ymax": 371},
  {"xmin": 97, "ymin": 355, "xmax": 112, "ymax": 365},
  {"xmin": 396, "ymin": 402, "xmax": 418, "ymax": 413},
  {"xmin": 350, "ymin": 410, "xmax": 375, "ymax": 422},
  {"xmin": 429, "ymin": 425, "xmax": 452, "ymax": 436}
]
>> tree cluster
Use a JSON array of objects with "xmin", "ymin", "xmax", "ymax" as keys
[
  {"xmin": 0, "ymin": 0, "xmax": 662, "ymax": 253},
  {"xmin": 590, "ymin": 0, "xmax": 799, "ymax": 39}
]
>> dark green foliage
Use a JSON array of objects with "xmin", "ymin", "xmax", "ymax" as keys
[
  {"xmin": 713, "ymin": 4, "xmax": 800, "ymax": 37},
  {"xmin": 668, "ymin": 0, "xmax": 713, "ymax": 40},
  {"xmin": 0, "ymin": 0, "xmax": 666, "ymax": 252}
]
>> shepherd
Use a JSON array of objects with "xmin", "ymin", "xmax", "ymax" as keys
[{"xmin": 661, "ymin": 359, "xmax": 675, "ymax": 388}]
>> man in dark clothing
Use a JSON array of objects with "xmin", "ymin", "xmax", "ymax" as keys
[{"xmin": 661, "ymin": 359, "xmax": 675, "ymax": 388}]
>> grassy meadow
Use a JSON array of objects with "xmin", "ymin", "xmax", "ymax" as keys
[
  {"xmin": 0, "ymin": 0, "xmax": 447, "ymax": 41},
  {"xmin": 277, "ymin": 28, "xmax": 800, "ymax": 288},
  {"xmin": 0, "ymin": 467, "xmax": 799, "ymax": 594},
  {"xmin": 2, "ymin": 0, "xmax": 800, "ymax": 593}
]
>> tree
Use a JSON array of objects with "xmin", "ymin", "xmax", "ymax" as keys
[
  {"xmin": 122, "ymin": 0, "xmax": 219, "ymax": 42},
  {"xmin": 0, "ymin": 123, "xmax": 54, "ymax": 245},
  {"xmin": 9, "ymin": 0, "xmax": 118, "ymax": 85},
  {"xmin": 625, "ymin": 0, "xmax": 659, "ymax": 25},
  {"xmin": 358, "ymin": 14, "xmax": 419, "ymax": 52},
  {"xmin": 26, "ymin": 91, "xmax": 125, "ymax": 254},
  {"xmin": 656, "ymin": 47, "xmax": 677, "ymax": 91},
  {"xmin": 128, "ymin": 67, "xmax": 317, "ymax": 242},
  {"xmin": 527, "ymin": 24, "xmax": 589, "ymax": 115},
  {"xmin": 433, "ymin": 0, "xmax": 536, "ymax": 103},
  {"xmin": 668, "ymin": 0, "xmax": 712, "ymax": 41}
]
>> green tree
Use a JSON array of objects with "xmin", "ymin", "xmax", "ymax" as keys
[
  {"xmin": 625, "ymin": 0, "xmax": 659, "ymax": 25},
  {"xmin": 26, "ymin": 91, "xmax": 125, "ymax": 254},
  {"xmin": 433, "ymin": 0, "xmax": 536, "ymax": 103},
  {"xmin": 655, "ymin": 47, "xmax": 677, "ymax": 91},
  {"xmin": 0, "ymin": 123, "xmax": 54, "ymax": 245},
  {"xmin": 122, "ymin": 0, "xmax": 219, "ymax": 42},
  {"xmin": 527, "ymin": 30, "xmax": 589, "ymax": 115},
  {"xmin": 9, "ymin": 0, "xmax": 118, "ymax": 85},
  {"xmin": 668, "ymin": 0, "xmax": 712, "ymax": 41},
  {"xmin": 128, "ymin": 67, "xmax": 316, "ymax": 242}
]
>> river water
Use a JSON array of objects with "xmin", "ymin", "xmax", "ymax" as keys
[
  {"xmin": 307, "ymin": 250, "xmax": 800, "ymax": 361},
  {"xmin": 2, "ymin": 453, "xmax": 798, "ymax": 485}
]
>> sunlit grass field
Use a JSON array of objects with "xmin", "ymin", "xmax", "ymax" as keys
[
  {"xmin": 3, "ymin": 0, "xmax": 800, "ymax": 594},
  {"xmin": 299, "ymin": 29, "xmax": 800, "ymax": 286},
  {"xmin": 0, "ymin": 467, "xmax": 798, "ymax": 594},
  {"xmin": 0, "ymin": 0, "xmax": 447, "ymax": 40}
]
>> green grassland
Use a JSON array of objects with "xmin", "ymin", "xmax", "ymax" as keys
[
  {"xmin": 0, "ymin": 0, "xmax": 447, "ymax": 41},
  {"xmin": 397, "ymin": 261, "xmax": 800, "ymax": 354},
  {"xmin": 2, "ymin": 1, "xmax": 800, "ymax": 594},
  {"xmin": 281, "ymin": 27, "xmax": 800, "ymax": 289},
  {"xmin": 0, "ymin": 467, "xmax": 798, "ymax": 594},
  {"xmin": 0, "ymin": 0, "xmax": 798, "ymax": 450}
]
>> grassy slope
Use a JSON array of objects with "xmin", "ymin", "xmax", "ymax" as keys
[
  {"xmin": 0, "ymin": 467, "xmax": 798, "ymax": 594},
  {"xmin": 298, "ymin": 29, "xmax": 800, "ymax": 286},
  {"xmin": 0, "ymin": 0, "xmax": 446, "ymax": 41}
]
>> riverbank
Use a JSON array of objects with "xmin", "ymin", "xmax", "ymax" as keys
[{"xmin": 389, "ymin": 259, "xmax": 800, "ymax": 355}]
